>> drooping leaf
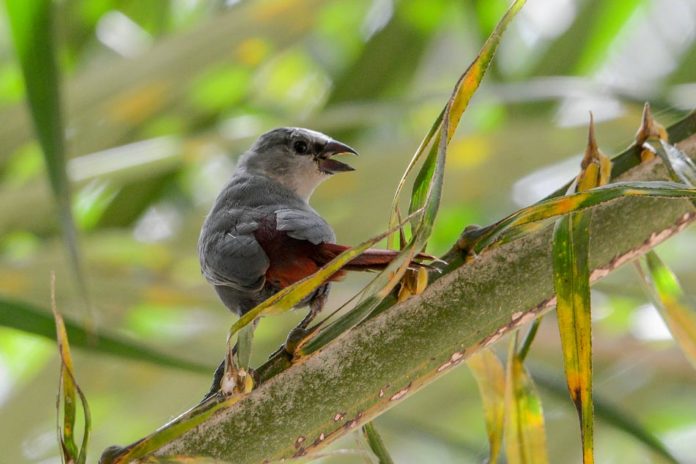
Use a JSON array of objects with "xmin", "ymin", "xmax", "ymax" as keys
[
  {"xmin": 4, "ymin": 0, "xmax": 91, "ymax": 318},
  {"xmin": 504, "ymin": 335, "xmax": 549, "ymax": 464},
  {"xmin": 637, "ymin": 252, "xmax": 696, "ymax": 370},
  {"xmin": 362, "ymin": 422, "xmax": 395, "ymax": 464},
  {"xmin": 551, "ymin": 116, "xmax": 610, "ymax": 464},
  {"xmin": 553, "ymin": 213, "xmax": 594, "ymax": 464},
  {"xmin": 0, "ymin": 297, "xmax": 212, "ymax": 374},
  {"xmin": 467, "ymin": 348, "xmax": 505, "ymax": 463}
]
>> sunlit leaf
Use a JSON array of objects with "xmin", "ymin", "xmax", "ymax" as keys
[
  {"xmin": 504, "ymin": 335, "xmax": 549, "ymax": 464},
  {"xmin": 467, "ymin": 348, "xmax": 505, "ymax": 463},
  {"xmin": 0, "ymin": 297, "xmax": 212, "ymax": 374},
  {"xmin": 362, "ymin": 422, "xmax": 395, "ymax": 464},
  {"xmin": 637, "ymin": 252, "xmax": 696, "ymax": 370},
  {"xmin": 4, "ymin": 0, "xmax": 91, "ymax": 319},
  {"xmin": 51, "ymin": 276, "xmax": 91, "ymax": 464}
]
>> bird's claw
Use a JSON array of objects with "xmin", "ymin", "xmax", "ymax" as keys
[{"xmin": 283, "ymin": 326, "xmax": 311, "ymax": 355}]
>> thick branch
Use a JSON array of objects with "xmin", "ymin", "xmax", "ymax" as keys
[{"xmin": 131, "ymin": 117, "xmax": 696, "ymax": 463}]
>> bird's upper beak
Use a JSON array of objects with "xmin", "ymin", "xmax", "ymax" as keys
[{"xmin": 316, "ymin": 139, "xmax": 358, "ymax": 174}]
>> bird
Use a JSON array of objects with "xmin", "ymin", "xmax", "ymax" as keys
[{"xmin": 198, "ymin": 127, "xmax": 429, "ymax": 396}]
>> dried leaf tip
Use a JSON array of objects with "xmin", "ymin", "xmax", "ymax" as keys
[
  {"xmin": 577, "ymin": 113, "xmax": 611, "ymax": 192},
  {"xmin": 581, "ymin": 112, "xmax": 600, "ymax": 168},
  {"xmin": 635, "ymin": 102, "xmax": 668, "ymax": 145}
]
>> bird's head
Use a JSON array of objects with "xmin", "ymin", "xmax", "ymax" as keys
[{"xmin": 239, "ymin": 127, "xmax": 358, "ymax": 200}]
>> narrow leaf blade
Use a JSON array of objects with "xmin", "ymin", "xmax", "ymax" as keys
[
  {"xmin": 467, "ymin": 348, "xmax": 505, "ymax": 463},
  {"xmin": 0, "ymin": 297, "xmax": 212, "ymax": 374},
  {"xmin": 639, "ymin": 251, "xmax": 696, "ymax": 369},
  {"xmin": 504, "ymin": 336, "xmax": 549, "ymax": 464},
  {"xmin": 51, "ymin": 279, "xmax": 91, "ymax": 464},
  {"xmin": 553, "ymin": 212, "xmax": 594, "ymax": 464},
  {"xmin": 4, "ymin": 0, "xmax": 90, "ymax": 318},
  {"xmin": 362, "ymin": 422, "xmax": 395, "ymax": 464}
]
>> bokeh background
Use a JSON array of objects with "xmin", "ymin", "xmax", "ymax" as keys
[{"xmin": 1, "ymin": 0, "xmax": 696, "ymax": 462}]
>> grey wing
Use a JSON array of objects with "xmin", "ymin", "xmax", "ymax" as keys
[
  {"xmin": 275, "ymin": 208, "xmax": 335, "ymax": 244},
  {"xmin": 198, "ymin": 211, "xmax": 269, "ymax": 292}
]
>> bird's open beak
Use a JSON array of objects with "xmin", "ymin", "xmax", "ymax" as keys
[{"xmin": 317, "ymin": 139, "xmax": 358, "ymax": 174}]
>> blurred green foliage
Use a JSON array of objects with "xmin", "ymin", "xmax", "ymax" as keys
[{"xmin": 0, "ymin": 0, "xmax": 695, "ymax": 463}]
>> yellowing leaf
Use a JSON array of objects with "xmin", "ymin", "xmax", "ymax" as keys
[
  {"xmin": 551, "ymin": 117, "xmax": 607, "ymax": 464},
  {"xmin": 468, "ymin": 349, "xmax": 505, "ymax": 463},
  {"xmin": 504, "ymin": 335, "xmax": 549, "ymax": 464},
  {"xmin": 51, "ymin": 274, "xmax": 91, "ymax": 464},
  {"xmin": 553, "ymin": 212, "xmax": 594, "ymax": 464}
]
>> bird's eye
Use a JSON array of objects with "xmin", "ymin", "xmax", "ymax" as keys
[{"xmin": 293, "ymin": 140, "xmax": 309, "ymax": 154}]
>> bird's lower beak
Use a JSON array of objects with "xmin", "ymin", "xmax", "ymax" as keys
[{"xmin": 317, "ymin": 139, "xmax": 358, "ymax": 174}]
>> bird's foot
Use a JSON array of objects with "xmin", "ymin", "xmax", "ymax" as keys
[
  {"xmin": 220, "ymin": 366, "xmax": 255, "ymax": 396},
  {"xmin": 283, "ymin": 325, "xmax": 311, "ymax": 354}
]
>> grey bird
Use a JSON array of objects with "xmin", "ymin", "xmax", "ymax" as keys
[{"xmin": 198, "ymin": 127, "xmax": 426, "ymax": 395}]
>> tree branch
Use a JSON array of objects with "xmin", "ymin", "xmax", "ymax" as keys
[{"xmin": 111, "ymin": 113, "xmax": 696, "ymax": 463}]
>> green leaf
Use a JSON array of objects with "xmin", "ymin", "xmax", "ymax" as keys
[
  {"xmin": 504, "ymin": 335, "xmax": 549, "ymax": 464},
  {"xmin": 467, "ymin": 348, "xmax": 505, "ymax": 463},
  {"xmin": 4, "ymin": 0, "xmax": 90, "ymax": 318},
  {"xmin": 552, "ymin": 212, "xmax": 594, "ymax": 464},
  {"xmin": 0, "ymin": 297, "xmax": 212, "ymax": 374},
  {"xmin": 637, "ymin": 251, "xmax": 696, "ymax": 370},
  {"xmin": 362, "ymin": 422, "xmax": 395, "ymax": 464}
]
